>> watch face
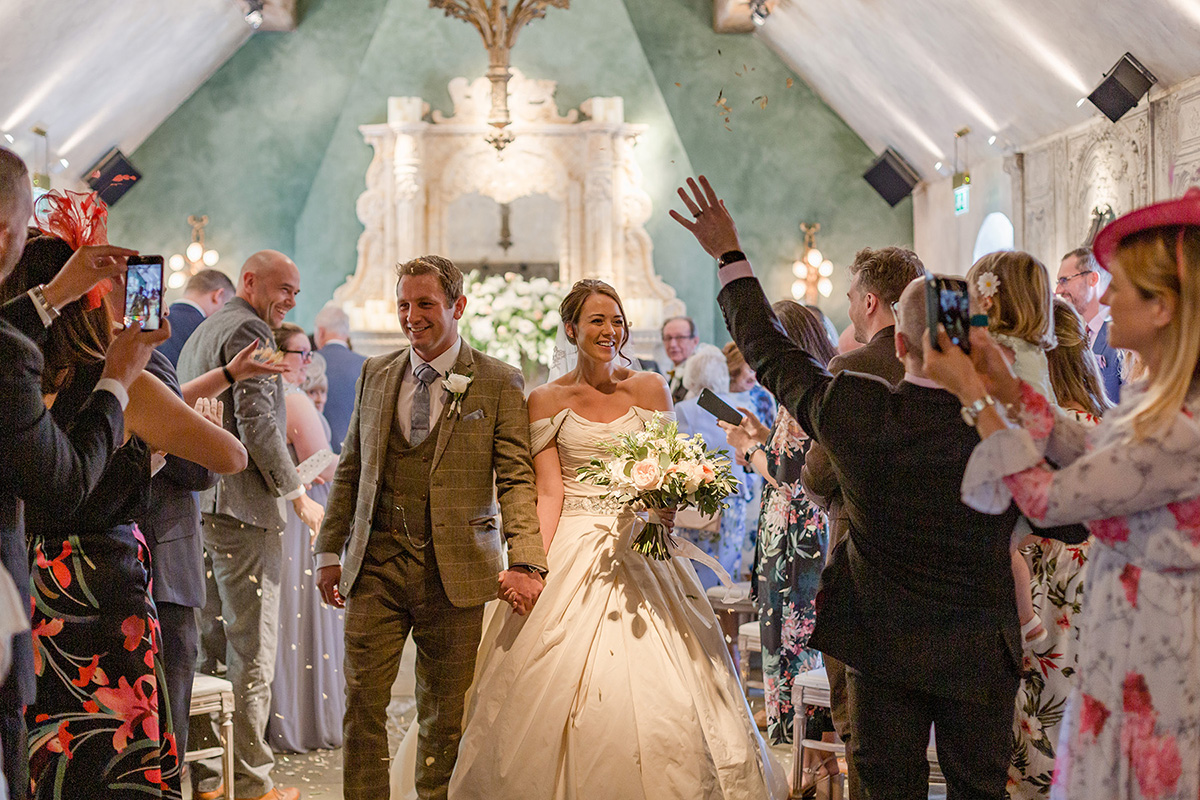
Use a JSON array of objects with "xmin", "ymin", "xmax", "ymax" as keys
[{"xmin": 960, "ymin": 405, "xmax": 977, "ymax": 427}]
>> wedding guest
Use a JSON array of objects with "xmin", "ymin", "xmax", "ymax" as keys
[
  {"xmin": 303, "ymin": 351, "xmax": 329, "ymax": 411},
  {"xmin": 0, "ymin": 151, "xmax": 160, "ymax": 800},
  {"xmin": 1006, "ymin": 298, "xmax": 1110, "ymax": 800},
  {"xmin": 1056, "ymin": 247, "xmax": 1122, "ymax": 402},
  {"xmin": 179, "ymin": 251, "xmax": 321, "ymax": 800},
  {"xmin": 799, "ymin": 245, "xmax": 925, "ymax": 745},
  {"xmin": 673, "ymin": 175, "xmax": 1087, "ymax": 800},
  {"xmin": 724, "ymin": 342, "xmax": 774, "ymax": 580},
  {"xmin": 314, "ymin": 303, "xmax": 365, "ymax": 453},
  {"xmin": 837, "ymin": 324, "xmax": 863, "ymax": 355},
  {"xmin": 5, "ymin": 223, "xmax": 246, "ymax": 799},
  {"xmin": 722, "ymin": 303, "xmax": 836, "ymax": 792},
  {"xmin": 927, "ymin": 189, "xmax": 1200, "ymax": 800},
  {"xmin": 267, "ymin": 325, "xmax": 343, "ymax": 752},
  {"xmin": 673, "ymin": 343, "xmax": 751, "ymax": 588},
  {"xmin": 661, "ymin": 315, "xmax": 699, "ymax": 403},
  {"xmin": 158, "ymin": 268, "xmax": 234, "ymax": 366}
]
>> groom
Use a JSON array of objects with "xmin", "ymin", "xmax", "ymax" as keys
[{"xmin": 314, "ymin": 254, "xmax": 548, "ymax": 800}]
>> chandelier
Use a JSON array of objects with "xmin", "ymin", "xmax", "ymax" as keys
[
  {"xmin": 430, "ymin": 0, "xmax": 569, "ymax": 151},
  {"xmin": 167, "ymin": 215, "xmax": 220, "ymax": 289},
  {"xmin": 791, "ymin": 222, "xmax": 833, "ymax": 304}
]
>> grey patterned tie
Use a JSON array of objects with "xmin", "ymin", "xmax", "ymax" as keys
[{"xmin": 410, "ymin": 363, "xmax": 440, "ymax": 446}]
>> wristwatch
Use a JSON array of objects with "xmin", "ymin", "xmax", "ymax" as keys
[
  {"xmin": 717, "ymin": 249, "xmax": 747, "ymax": 269},
  {"xmin": 743, "ymin": 442, "xmax": 767, "ymax": 461},
  {"xmin": 960, "ymin": 394, "xmax": 997, "ymax": 427}
]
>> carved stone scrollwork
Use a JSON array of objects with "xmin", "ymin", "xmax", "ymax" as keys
[{"xmin": 334, "ymin": 70, "xmax": 680, "ymax": 354}]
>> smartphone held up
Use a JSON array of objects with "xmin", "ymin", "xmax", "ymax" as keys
[
  {"xmin": 924, "ymin": 274, "xmax": 971, "ymax": 354},
  {"xmin": 123, "ymin": 255, "xmax": 165, "ymax": 331}
]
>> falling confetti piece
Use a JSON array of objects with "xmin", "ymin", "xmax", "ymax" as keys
[
  {"xmin": 717, "ymin": 49, "xmax": 722, "ymax": 56},
  {"xmin": 787, "ymin": 78, "xmax": 794, "ymax": 88},
  {"xmin": 426, "ymin": 757, "xmax": 436, "ymax": 766},
  {"xmin": 755, "ymin": 95, "xmax": 768, "ymax": 109},
  {"xmin": 674, "ymin": 82, "xmax": 681, "ymax": 87}
]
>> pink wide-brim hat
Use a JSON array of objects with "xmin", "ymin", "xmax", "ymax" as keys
[{"xmin": 1093, "ymin": 186, "xmax": 1200, "ymax": 270}]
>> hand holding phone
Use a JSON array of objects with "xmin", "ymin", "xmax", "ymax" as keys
[
  {"xmin": 697, "ymin": 388, "xmax": 744, "ymax": 426},
  {"xmin": 924, "ymin": 274, "xmax": 971, "ymax": 354},
  {"xmin": 123, "ymin": 256, "xmax": 165, "ymax": 331}
]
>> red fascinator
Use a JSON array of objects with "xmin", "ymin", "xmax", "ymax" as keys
[
  {"xmin": 1093, "ymin": 187, "xmax": 1200, "ymax": 282},
  {"xmin": 35, "ymin": 190, "xmax": 111, "ymax": 310}
]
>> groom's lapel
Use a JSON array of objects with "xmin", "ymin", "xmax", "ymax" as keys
[
  {"xmin": 369, "ymin": 348, "xmax": 409, "ymax": 484},
  {"xmin": 431, "ymin": 342, "xmax": 477, "ymax": 471}
]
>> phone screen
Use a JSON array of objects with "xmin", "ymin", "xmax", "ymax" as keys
[
  {"xmin": 124, "ymin": 256, "xmax": 164, "ymax": 331},
  {"xmin": 697, "ymin": 388, "xmax": 744, "ymax": 426},
  {"xmin": 926, "ymin": 276, "xmax": 971, "ymax": 353}
]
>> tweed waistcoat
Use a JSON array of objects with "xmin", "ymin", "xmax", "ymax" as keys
[{"xmin": 369, "ymin": 405, "xmax": 444, "ymax": 563}]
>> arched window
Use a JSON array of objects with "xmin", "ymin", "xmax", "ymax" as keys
[{"xmin": 973, "ymin": 212, "xmax": 1015, "ymax": 262}]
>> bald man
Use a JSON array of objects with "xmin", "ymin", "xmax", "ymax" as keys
[
  {"xmin": 674, "ymin": 175, "xmax": 1089, "ymax": 800},
  {"xmin": 178, "ymin": 251, "xmax": 320, "ymax": 800}
]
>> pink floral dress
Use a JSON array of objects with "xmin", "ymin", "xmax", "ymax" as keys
[{"xmin": 963, "ymin": 381, "xmax": 1200, "ymax": 800}]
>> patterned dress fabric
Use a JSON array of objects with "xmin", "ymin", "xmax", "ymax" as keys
[
  {"xmin": 754, "ymin": 408, "xmax": 829, "ymax": 746},
  {"xmin": 963, "ymin": 380, "xmax": 1200, "ymax": 800},
  {"xmin": 739, "ymin": 384, "xmax": 777, "ymax": 579},
  {"xmin": 24, "ymin": 379, "xmax": 180, "ymax": 800},
  {"xmin": 447, "ymin": 407, "xmax": 786, "ymax": 799}
]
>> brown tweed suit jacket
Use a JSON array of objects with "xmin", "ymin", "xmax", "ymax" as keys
[{"xmin": 314, "ymin": 341, "xmax": 547, "ymax": 607}]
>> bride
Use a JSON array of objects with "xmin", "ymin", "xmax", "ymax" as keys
[{"xmin": 442, "ymin": 279, "xmax": 785, "ymax": 799}]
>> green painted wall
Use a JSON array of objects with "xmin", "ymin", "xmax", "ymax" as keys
[{"xmin": 108, "ymin": 0, "xmax": 911, "ymax": 339}]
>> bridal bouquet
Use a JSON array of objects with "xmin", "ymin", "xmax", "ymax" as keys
[{"xmin": 577, "ymin": 413, "xmax": 739, "ymax": 559}]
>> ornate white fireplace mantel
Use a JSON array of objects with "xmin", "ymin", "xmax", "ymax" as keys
[{"xmin": 333, "ymin": 70, "xmax": 683, "ymax": 355}]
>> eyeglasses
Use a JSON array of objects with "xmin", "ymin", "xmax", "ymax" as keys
[
  {"xmin": 1056, "ymin": 270, "xmax": 1092, "ymax": 287},
  {"xmin": 662, "ymin": 335, "xmax": 696, "ymax": 344},
  {"xmin": 281, "ymin": 349, "xmax": 313, "ymax": 362}
]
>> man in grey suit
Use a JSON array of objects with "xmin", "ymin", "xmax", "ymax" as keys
[
  {"xmin": 800, "ymin": 246, "xmax": 925, "ymax": 747},
  {"xmin": 313, "ymin": 303, "xmax": 366, "ymax": 454},
  {"xmin": 314, "ymin": 255, "xmax": 547, "ymax": 800},
  {"xmin": 179, "ymin": 250, "xmax": 323, "ymax": 800}
]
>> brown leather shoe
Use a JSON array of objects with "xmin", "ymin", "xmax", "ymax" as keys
[
  {"xmin": 237, "ymin": 788, "xmax": 300, "ymax": 800},
  {"xmin": 194, "ymin": 785, "xmax": 224, "ymax": 800}
]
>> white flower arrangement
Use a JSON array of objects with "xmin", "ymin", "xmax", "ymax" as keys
[
  {"xmin": 976, "ymin": 271, "xmax": 1001, "ymax": 299},
  {"xmin": 459, "ymin": 271, "xmax": 565, "ymax": 370}
]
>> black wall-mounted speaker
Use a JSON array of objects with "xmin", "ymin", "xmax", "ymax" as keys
[
  {"xmin": 84, "ymin": 148, "xmax": 141, "ymax": 206},
  {"xmin": 1088, "ymin": 53, "xmax": 1157, "ymax": 123},
  {"xmin": 863, "ymin": 147, "xmax": 920, "ymax": 207}
]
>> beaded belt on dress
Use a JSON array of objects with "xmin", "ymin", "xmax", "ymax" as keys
[{"xmin": 560, "ymin": 496, "xmax": 625, "ymax": 516}]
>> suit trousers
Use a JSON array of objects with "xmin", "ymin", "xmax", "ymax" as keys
[
  {"xmin": 342, "ymin": 538, "xmax": 484, "ymax": 800},
  {"xmin": 846, "ymin": 667, "xmax": 1015, "ymax": 800},
  {"xmin": 190, "ymin": 514, "xmax": 282, "ymax": 797},
  {"xmin": 157, "ymin": 601, "xmax": 199, "ymax": 758},
  {"xmin": 0, "ymin": 679, "xmax": 28, "ymax": 800}
]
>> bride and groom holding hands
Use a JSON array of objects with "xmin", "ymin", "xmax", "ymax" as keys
[{"xmin": 314, "ymin": 178, "xmax": 784, "ymax": 800}]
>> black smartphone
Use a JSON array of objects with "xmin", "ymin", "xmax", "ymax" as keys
[
  {"xmin": 924, "ymin": 274, "xmax": 971, "ymax": 353},
  {"xmin": 697, "ymin": 388, "xmax": 744, "ymax": 426},
  {"xmin": 123, "ymin": 255, "xmax": 165, "ymax": 331}
]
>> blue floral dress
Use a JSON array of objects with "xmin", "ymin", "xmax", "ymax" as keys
[
  {"xmin": 739, "ymin": 384, "xmax": 777, "ymax": 580},
  {"xmin": 754, "ymin": 408, "xmax": 829, "ymax": 745}
]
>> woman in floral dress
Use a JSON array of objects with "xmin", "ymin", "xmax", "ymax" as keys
[{"xmin": 929, "ymin": 190, "xmax": 1200, "ymax": 800}]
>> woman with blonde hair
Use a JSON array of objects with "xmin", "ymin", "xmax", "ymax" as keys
[
  {"xmin": 928, "ymin": 189, "xmax": 1200, "ymax": 800},
  {"xmin": 1048, "ymin": 297, "xmax": 1113, "ymax": 418}
]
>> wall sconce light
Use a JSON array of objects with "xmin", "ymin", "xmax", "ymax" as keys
[
  {"xmin": 168, "ymin": 215, "xmax": 220, "ymax": 289},
  {"xmin": 792, "ymin": 222, "xmax": 834, "ymax": 304}
]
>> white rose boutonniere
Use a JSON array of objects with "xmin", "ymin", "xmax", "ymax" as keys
[{"xmin": 443, "ymin": 371, "xmax": 473, "ymax": 418}]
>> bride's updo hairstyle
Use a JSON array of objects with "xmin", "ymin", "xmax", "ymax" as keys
[
  {"xmin": 560, "ymin": 279, "xmax": 631, "ymax": 354},
  {"xmin": 966, "ymin": 250, "xmax": 1056, "ymax": 350}
]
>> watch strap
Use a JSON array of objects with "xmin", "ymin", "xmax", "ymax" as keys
[{"xmin": 717, "ymin": 250, "xmax": 747, "ymax": 269}]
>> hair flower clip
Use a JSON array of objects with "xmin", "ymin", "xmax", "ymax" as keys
[{"xmin": 976, "ymin": 271, "xmax": 1001, "ymax": 299}]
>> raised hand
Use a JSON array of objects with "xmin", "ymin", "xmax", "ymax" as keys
[
  {"xmin": 194, "ymin": 397, "xmax": 224, "ymax": 426},
  {"xmin": 226, "ymin": 338, "xmax": 288, "ymax": 382},
  {"xmin": 101, "ymin": 319, "xmax": 172, "ymax": 390},
  {"xmin": 669, "ymin": 176, "xmax": 743, "ymax": 260},
  {"xmin": 42, "ymin": 244, "xmax": 140, "ymax": 310}
]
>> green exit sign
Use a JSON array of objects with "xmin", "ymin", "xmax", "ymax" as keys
[{"xmin": 954, "ymin": 184, "xmax": 970, "ymax": 216}]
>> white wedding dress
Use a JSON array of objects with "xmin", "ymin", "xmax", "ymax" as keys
[{"xmin": 438, "ymin": 406, "xmax": 785, "ymax": 800}]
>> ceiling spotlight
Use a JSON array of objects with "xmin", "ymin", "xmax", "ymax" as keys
[
  {"xmin": 1076, "ymin": 97, "xmax": 1088, "ymax": 108},
  {"xmin": 987, "ymin": 135, "xmax": 997, "ymax": 146},
  {"xmin": 1086, "ymin": 52, "xmax": 1157, "ymax": 122},
  {"xmin": 244, "ymin": 0, "xmax": 264, "ymax": 28},
  {"xmin": 749, "ymin": 0, "xmax": 772, "ymax": 26},
  {"xmin": 2, "ymin": 133, "xmax": 12, "ymax": 144},
  {"xmin": 58, "ymin": 158, "xmax": 69, "ymax": 169},
  {"xmin": 934, "ymin": 161, "xmax": 943, "ymax": 171}
]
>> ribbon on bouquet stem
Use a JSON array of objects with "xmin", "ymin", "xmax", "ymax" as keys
[{"xmin": 637, "ymin": 510, "xmax": 734, "ymax": 590}]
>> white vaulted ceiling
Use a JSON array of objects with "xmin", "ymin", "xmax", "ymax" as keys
[
  {"xmin": 754, "ymin": 0, "xmax": 1200, "ymax": 180},
  {"xmin": 0, "ymin": 0, "xmax": 252, "ymax": 182}
]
